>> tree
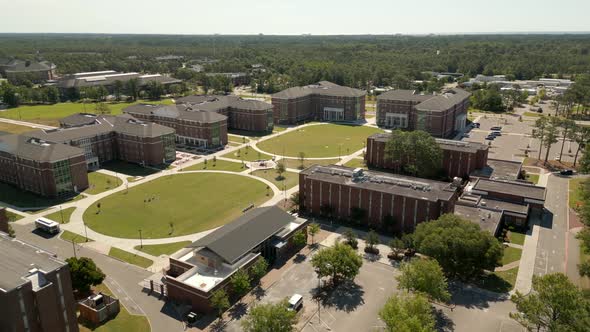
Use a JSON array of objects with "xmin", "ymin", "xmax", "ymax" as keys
[
  {"xmin": 558, "ymin": 118, "xmax": 576, "ymax": 161},
  {"xmin": 250, "ymin": 258, "xmax": 269, "ymax": 282},
  {"xmin": 384, "ymin": 130, "xmax": 442, "ymax": 178},
  {"xmin": 308, "ymin": 223, "xmax": 320, "ymax": 245},
  {"xmin": 412, "ymin": 214, "xmax": 503, "ymax": 280},
  {"xmin": 1, "ymin": 83, "xmax": 20, "ymax": 107},
  {"xmin": 276, "ymin": 162, "xmax": 286, "ymax": 180},
  {"xmin": 570, "ymin": 126, "xmax": 590, "ymax": 166},
  {"xmin": 241, "ymin": 300, "xmax": 297, "ymax": 332},
  {"xmin": 471, "ymin": 87, "xmax": 505, "ymax": 113},
  {"xmin": 289, "ymin": 192, "xmax": 300, "ymax": 210},
  {"xmin": 44, "ymin": 86, "xmax": 60, "ymax": 103},
  {"xmin": 388, "ymin": 237, "xmax": 405, "ymax": 257},
  {"xmin": 511, "ymin": 273, "xmax": 590, "ymax": 332},
  {"xmin": 365, "ymin": 230, "xmax": 380, "ymax": 250},
  {"xmin": 311, "ymin": 241, "xmax": 363, "ymax": 285},
  {"xmin": 125, "ymin": 78, "xmax": 140, "ymax": 101},
  {"xmin": 542, "ymin": 117, "xmax": 560, "ymax": 164},
  {"xmin": 66, "ymin": 257, "xmax": 105, "ymax": 293},
  {"xmin": 113, "ymin": 80, "xmax": 123, "ymax": 101},
  {"xmin": 231, "ymin": 268, "xmax": 251, "ymax": 298},
  {"xmin": 212, "ymin": 155, "xmax": 217, "ymax": 166},
  {"xmin": 579, "ymin": 261, "xmax": 590, "ymax": 278},
  {"xmin": 95, "ymin": 103, "xmax": 111, "ymax": 115},
  {"xmin": 297, "ymin": 152, "xmax": 306, "ymax": 170},
  {"xmin": 532, "ymin": 116, "xmax": 549, "ymax": 161},
  {"xmin": 146, "ymin": 80, "xmax": 164, "ymax": 99},
  {"xmin": 292, "ymin": 230, "xmax": 307, "ymax": 247},
  {"xmin": 579, "ymin": 145, "xmax": 590, "ymax": 174},
  {"xmin": 396, "ymin": 259, "xmax": 450, "ymax": 303},
  {"xmin": 211, "ymin": 289, "xmax": 230, "ymax": 318},
  {"xmin": 379, "ymin": 293, "xmax": 436, "ymax": 332},
  {"xmin": 343, "ymin": 229, "xmax": 358, "ymax": 248}
]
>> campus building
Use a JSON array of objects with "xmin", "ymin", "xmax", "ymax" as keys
[
  {"xmin": 124, "ymin": 103, "xmax": 228, "ymax": 149},
  {"xmin": 0, "ymin": 233, "xmax": 79, "ymax": 332},
  {"xmin": 0, "ymin": 58, "xmax": 57, "ymax": 83},
  {"xmin": 375, "ymin": 88, "xmax": 470, "ymax": 138},
  {"xmin": 56, "ymin": 70, "xmax": 181, "ymax": 93},
  {"xmin": 365, "ymin": 133, "xmax": 489, "ymax": 179},
  {"xmin": 176, "ymin": 95, "xmax": 274, "ymax": 132},
  {"xmin": 299, "ymin": 165, "xmax": 460, "ymax": 234},
  {"xmin": 166, "ymin": 206, "xmax": 308, "ymax": 313},
  {"xmin": 272, "ymin": 81, "xmax": 366, "ymax": 124},
  {"xmin": 0, "ymin": 113, "xmax": 175, "ymax": 197}
]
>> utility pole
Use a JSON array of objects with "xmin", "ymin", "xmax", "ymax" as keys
[
  {"xmin": 138, "ymin": 229, "xmax": 143, "ymax": 248},
  {"xmin": 59, "ymin": 205, "xmax": 64, "ymax": 224},
  {"xmin": 71, "ymin": 240, "xmax": 77, "ymax": 258},
  {"xmin": 84, "ymin": 222, "xmax": 88, "ymax": 242}
]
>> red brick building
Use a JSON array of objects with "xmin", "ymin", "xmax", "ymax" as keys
[
  {"xmin": 299, "ymin": 165, "xmax": 460, "ymax": 234},
  {"xmin": 365, "ymin": 133, "xmax": 489, "ymax": 179},
  {"xmin": 376, "ymin": 88, "xmax": 470, "ymax": 138},
  {"xmin": 272, "ymin": 81, "xmax": 366, "ymax": 124}
]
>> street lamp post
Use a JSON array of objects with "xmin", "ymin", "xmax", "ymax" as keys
[
  {"xmin": 138, "ymin": 229, "xmax": 143, "ymax": 248},
  {"xmin": 84, "ymin": 222, "xmax": 88, "ymax": 242},
  {"xmin": 59, "ymin": 205, "xmax": 64, "ymax": 224}
]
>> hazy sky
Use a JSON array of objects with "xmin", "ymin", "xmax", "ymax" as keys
[{"xmin": 1, "ymin": 0, "xmax": 588, "ymax": 35}]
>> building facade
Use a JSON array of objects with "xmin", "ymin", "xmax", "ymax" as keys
[
  {"xmin": 0, "ymin": 233, "xmax": 79, "ymax": 332},
  {"xmin": 376, "ymin": 88, "xmax": 470, "ymax": 138},
  {"xmin": 365, "ymin": 133, "xmax": 489, "ymax": 179},
  {"xmin": 0, "ymin": 59, "xmax": 57, "ymax": 83},
  {"xmin": 272, "ymin": 81, "xmax": 366, "ymax": 124},
  {"xmin": 299, "ymin": 165, "xmax": 460, "ymax": 234}
]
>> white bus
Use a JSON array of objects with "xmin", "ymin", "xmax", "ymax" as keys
[{"xmin": 35, "ymin": 217, "xmax": 60, "ymax": 235}]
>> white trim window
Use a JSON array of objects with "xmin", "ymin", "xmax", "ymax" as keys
[{"xmin": 385, "ymin": 113, "xmax": 408, "ymax": 128}]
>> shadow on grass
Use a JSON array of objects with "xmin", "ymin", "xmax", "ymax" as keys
[{"xmin": 101, "ymin": 160, "xmax": 159, "ymax": 177}]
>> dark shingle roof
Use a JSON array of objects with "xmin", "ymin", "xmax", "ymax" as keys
[
  {"xmin": 272, "ymin": 81, "xmax": 366, "ymax": 99},
  {"xmin": 59, "ymin": 113, "xmax": 100, "ymax": 127},
  {"xmin": 377, "ymin": 88, "xmax": 470, "ymax": 111},
  {"xmin": 377, "ymin": 90, "xmax": 434, "ymax": 102},
  {"xmin": 176, "ymin": 95, "xmax": 273, "ymax": 112},
  {"xmin": 0, "ymin": 134, "xmax": 84, "ymax": 162},
  {"xmin": 187, "ymin": 206, "xmax": 295, "ymax": 264},
  {"xmin": 124, "ymin": 104, "xmax": 227, "ymax": 123}
]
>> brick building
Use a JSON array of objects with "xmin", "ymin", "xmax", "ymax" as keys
[
  {"xmin": 166, "ymin": 206, "xmax": 307, "ymax": 313},
  {"xmin": 0, "ymin": 58, "xmax": 57, "ymax": 83},
  {"xmin": 299, "ymin": 165, "xmax": 460, "ymax": 234},
  {"xmin": 124, "ymin": 103, "xmax": 228, "ymax": 148},
  {"xmin": 365, "ymin": 133, "xmax": 489, "ymax": 179},
  {"xmin": 0, "ymin": 113, "xmax": 175, "ymax": 197},
  {"xmin": 272, "ymin": 81, "xmax": 366, "ymax": 124},
  {"xmin": 376, "ymin": 88, "xmax": 470, "ymax": 138},
  {"xmin": 176, "ymin": 95, "xmax": 274, "ymax": 133},
  {"xmin": 0, "ymin": 233, "xmax": 79, "ymax": 332}
]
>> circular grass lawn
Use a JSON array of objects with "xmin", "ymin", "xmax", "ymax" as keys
[
  {"xmin": 84, "ymin": 173, "xmax": 270, "ymax": 239},
  {"xmin": 256, "ymin": 123, "xmax": 383, "ymax": 158}
]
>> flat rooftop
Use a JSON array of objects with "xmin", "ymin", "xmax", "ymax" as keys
[
  {"xmin": 301, "ymin": 165, "xmax": 458, "ymax": 203},
  {"xmin": 471, "ymin": 158, "xmax": 522, "ymax": 181},
  {"xmin": 0, "ymin": 233, "xmax": 65, "ymax": 292},
  {"xmin": 454, "ymin": 204, "xmax": 503, "ymax": 235},
  {"xmin": 472, "ymin": 178, "xmax": 546, "ymax": 202}
]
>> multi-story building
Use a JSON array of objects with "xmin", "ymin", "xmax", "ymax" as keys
[
  {"xmin": 0, "ymin": 113, "xmax": 175, "ymax": 197},
  {"xmin": 272, "ymin": 81, "xmax": 366, "ymax": 124},
  {"xmin": 299, "ymin": 165, "xmax": 460, "ymax": 234},
  {"xmin": 0, "ymin": 58, "xmax": 57, "ymax": 83},
  {"xmin": 365, "ymin": 133, "xmax": 489, "ymax": 179},
  {"xmin": 166, "ymin": 206, "xmax": 307, "ymax": 313},
  {"xmin": 176, "ymin": 95, "xmax": 274, "ymax": 132},
  {"xmin": 124, "ymin": 104, "xmax": 228, "ymax": 148},
  {"xmin": 0, "ymin": 233, "xmax": 79, "ymax": 332},
  {"xmin": 376, "ymin": 88, "xmax": 470, "ymax": 138},
  {"xmin": 56, "ymin": 70, "xmax": 181, "ymax": 95}
]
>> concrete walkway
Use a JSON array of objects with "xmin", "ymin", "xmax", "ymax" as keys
[
  {"xmin": 512, "ymin": 213, "xmax": 542, "ymax": 295},
  {"xmin": 0, "ymin": 117, "xmax": 56, "ymax": 130}
]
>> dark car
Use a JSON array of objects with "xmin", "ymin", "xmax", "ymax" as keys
[
  {"xmin": 485, "ymin": 135, "xmax": 495, "ymax": 140},
  {"xmin": 560, "ymin": 169, "xmax": 574, "ymax": 176},
  {"xmin": 472, "ymin": 122, "xmax": 480, "ymax": 128},
  {"xmin": 490, "ymin": 126, "xmax": 502, "ymax": 131},
  {"xmin": 491, "ymin": 131, "xmax": 502, "ymax": 136}
]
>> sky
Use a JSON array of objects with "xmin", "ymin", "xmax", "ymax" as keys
[{"xmin": 1, "ymin": 0, "xmax": 589, "ymax": 35}]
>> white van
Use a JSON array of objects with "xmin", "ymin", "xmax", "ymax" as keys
[
  {"xmin": 35, "ymin": 217, "xmax": 60, "ymax": 235},
  {"xmin": 288, "ymin": 294, "xmax": 303, "ymax": 311}
]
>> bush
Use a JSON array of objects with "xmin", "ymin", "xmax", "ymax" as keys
[{"xmin": 364, "ymin": 246, "xmax": 380, "ymax": 255}]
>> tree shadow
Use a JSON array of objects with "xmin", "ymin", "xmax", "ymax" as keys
[
  {"xmin": 314, "ymin": 281, "xmax": 365, "ymax": 313},
  {"xmin": 448, "ymin": 281, "xmax": 509, "ymax": 310},
  {"xmin": 208, "ymin": 318, "xmax": 226, "ymax": 332},
  {"xmin": 252, "ymin": 285, "xmax": 266, "ymax": 300},
  {"xmin": 293, "ymin": 253, "xmax": 306, "ymax": 264},
  {"xmin": 362, "ymin": 251, "xmax": 381, "ymax": 262},
  {"xmin": 229, "ymin": 301, "xmax": 248, "ymax": 320},
  {"xmin": 434, "ymin": 308, "xmax": 455, "ymax": 332}
]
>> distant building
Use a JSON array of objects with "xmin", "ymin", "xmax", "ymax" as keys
[
  {"xmin": 206, "ymin": 72, "xmax": 250, "ymax": 86},
  {"xmin": 0, "ymin": 58, "xmax": 57, "ymax": 83},
  {"xmin": 365, "ymin": 133, "xmax": 489, "ymax": 179},
  {"xmin": 299, "ymin": 165, "xmax": 460, "ymax": 234},
  {"xmin": 272, "ymin": 81, "xmax": 366, "ymax": 124},
  {"xmin": 463, "ymin": 75, "xmax": 573, "ymax": 95},
  {"xmin": 376, "ymin": 88, "xmax": 470, "ymax": 138},
  {"xmin": 166, "ymin": 206, "xmax": 308, "ymax": 313},
  {"xmin": 57, "ymin": 71, "xmax": 181, "ymax": 92},
  {"xmin": 0, "ymin": 233, "xmax": 79, "ymax": 332}
]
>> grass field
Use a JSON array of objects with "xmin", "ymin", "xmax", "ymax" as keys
[
  {"xmin": 84, "ymin": 173, "xmax": 269, "ymax": 239},
  {"xmin": 182, "ymin": 159, "xmax": 245, "ymax": 172},
  {"xmin": 569, "ymin": 177, "xmax": 586, "ymax": 209},
  {"xmin": 280, "ymin": 158, "xmax": 340, "ymax": 170},
  {"xmin": 43, "ymin": 207, "xmax": 76, "ymax": 224},
  {"xmin": 108, "ymin": 247, "xmax": 153, "ymax": 268},
  {"xmin": 0, "ymin": 182, "xmax": 82, "ymax": 209},
  {"xmin": 256, "ymin": 124, "xmax": 382, "ymax": 158},
  {"xmin": 60, "ymin": 230, "xmax": 92, "ymax": 243},
  {"xmin": 523, "ymin": 111, "xmax": 543, "ymax": 117},
  {"xmin": 0, "ymin": 122, "xmax": 37, "ymax": 134},
  {"xmin": 135, "ymin": 241, "xmax": 191, "ymax": 256},
  {"xmin": 79, "ymin": 283, "xmax": 150, "ymax": 332},
  {"xmin": 475, "ymin": 267, "xmax": 519, "ymax": 293},
  {"xmin": 84, "ymin": 172, "xmax": 122, "ymax": 195},
  {"xmin": 228, "ymin": 135, "xmax": 248, "ymax": 144},
  {"xmin": 501, "ymin": 246, "xmax": 523, "ymax": 265},
  {"xmin": 101, "ymin": 160, "xmax": 160, "ymax": 178},
  {"xmin": 251, "ymin": 169, "xmax": 299, "ymax": 190},
  {"xmin": 0, "ymin": 99, "xmax": 174, "ymax": 126},
  {"xmin": 343, "ymin": 158, "xmax": 367, "ymax": 169},
  {"xmin": 525, "ymin": 173, "xmax": 540, "ymax": 184},
  {"xmin": 508, "ymin": 230, "xmax": 526, "ymax": 246},
  {"xmin": 6, "ymin": 211, "xmax": 23, "ymax": 222},
  {"xmin": 221, "ymin": 147, "xmax": 274, "ymax": 162}
]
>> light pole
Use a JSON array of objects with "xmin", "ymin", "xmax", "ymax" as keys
[
  {"xmin": 71, "ymin": 240, "xmax": 77, "ymax": 258},
  {"xmin": 84, "ymin": 222, "xmax": 88, "ymax": 242},
  {"xmin": 138, "ymin": 229, "xmax": 143, "ymax": 248},
  {"xmin": 59, "ymin": 205, "xmax": 64, "ymax": 224}
]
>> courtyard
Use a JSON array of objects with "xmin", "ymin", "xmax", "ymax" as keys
[{"xmin": 83, "ymin": 172, "xmax": 270, "ymax": 239}]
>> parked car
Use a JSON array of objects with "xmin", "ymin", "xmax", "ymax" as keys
[
  {"xmin": 472, "ymin": 122, "xmax": 480, "ymax": 128},
  {"xmin": 560, "ymin": 169, "xmax": 574, "ymax": 176},
  {"xmin": 490, "ymin": 126, "xmax": 502, "ymax": 131},
  {"xmin": 485, "ymin": 135, "xmax": 495, "ymax": 140},
  {"xmin": 491, "ymin": 131, "xmax": 502, "ymax": 136},
  {"xmin": 288, "ymin": 294, "xmax": 303, "ymax": 311}
]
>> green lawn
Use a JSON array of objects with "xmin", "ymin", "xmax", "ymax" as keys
[
  {"xmin": 0, "ymin": 122, "xmax": 37, "ymax": 134},
  {"xmin": 508, "ymin": 230, "xmax": 526, "ymax": 246},
  {"xmin": 84, "ymin": 173, "xmax": 269, "ymax": 239},
  {"xmin": 501, "ymin": 246, "xmax": 523, "ymax": 265},
  {"xmin": 475, "ymin": 267, "xmax": 519, "ymax": 293},
  {"xmin": 84, "ymin": 172, "xmax": 122, "ymax": 195},
  {"xmin": 0, "ymin": 99, "xmax": 174, "ymax": 126},
  {"xmin": 43, "ymin": 207, "xmax": 76, "ymax": 224},
  {"xmin": 6, "ymin": 211, "xmax": 23, "ymax": 222},
  {"xmin": 281, "ymin": 158, "xmax": 341, "ymax": 170},
  {"xmin": 0, "ymin": 182, "xmax": 82, "ymax": 210},
  {"xmin": 344, "ymin": 158, "xmax": 367, "ymax": 169},
  {"xmin": 569, "ymin": 178, "xmax": 586, "ymax": 209},
  {"xmin": 523, "ymin": 111, "xmax": 543, "ymax": 117},
  {"xmin": 108, "ymin": 247, "xmax": 153, "ymax": 268},
  {"xmin": 228, "ymin": 135, "xmax": 248, "ymax": 144},
  {"xmin": 135, "ymin": 241, "xmax": 191, "ymax": 256},
  {"xmin": 221, "ymin": 147, "xmax": 274, "ymax": 162},
  {"xmin": 60, "ymin": 230, "xmax": 92, "ymax": 243},
  {"xmin": 182, "ymin": 159, "xmax": 246, "ymax": 172},
  {"xmin": 273, "ymin": 125, "xmax": 288, "ymax": 133},
  {"xmin": 79, "ymin": 283, "xmax": 150, "ymax": 332},
  {"xmin": 256, "ymin": 124, "xmax": 382, "ymax": 158},
  {"xmin": 251, "ymin": 169, "xmax": 299, "ymax": 190},
  {"xmin": 101, "ymin": 160, "xmax": 160, "ymax": 178},
  {"xmin": 525, "ymin": 173, "xmax": 540, "ymax": 184}
]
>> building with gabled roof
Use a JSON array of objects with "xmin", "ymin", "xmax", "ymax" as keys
[{"xmin": 0, "ymin": 59, "xmax": 57, "ymax": 83}]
